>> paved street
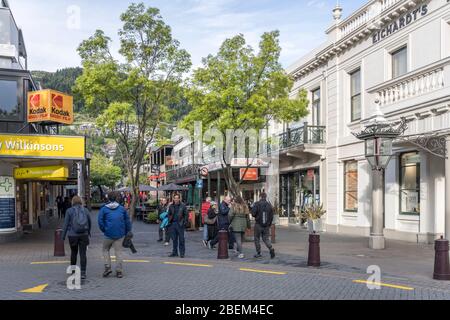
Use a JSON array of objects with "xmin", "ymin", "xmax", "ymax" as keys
[{"xmin": 1, "ymin": 212, "xmax": 450, "ymax": 300}]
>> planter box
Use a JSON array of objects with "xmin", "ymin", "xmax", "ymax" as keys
[
  {"xmin": 278, "ymin": 217, "xmax": 289, "ymax": 227},
  {"xmin": 307, "ymin": 219, "xmax": 323, "ymax": 234}
]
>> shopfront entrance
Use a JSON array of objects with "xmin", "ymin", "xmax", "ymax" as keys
[{"xmin": 280, "ymin": 168, "xmax": 320, "ymax": 223}]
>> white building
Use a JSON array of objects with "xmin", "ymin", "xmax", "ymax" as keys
[{"xmin": 276, "ymin": 0, "xmax": 450, "ymax": 243}]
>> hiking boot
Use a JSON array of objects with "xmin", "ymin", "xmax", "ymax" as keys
[
  {"xmin": 207, "ymin": 242, "xmax": 213, "ymax": 250},
  {"xmin": 270, "ymin": 248, "xmax": 276, "ymax": 259},
  {"xmin": 202, "ymin": 240, "xmax": 208, "ymax": 247},
  {"xmin": 103, "ymin": 267, "xmax": 112, "ymax": 278},
  {"xmin": 180, "ymin": 255, "xmax": 185, "ymax": 258},
  {"xmin": 116, "ymin": 271, "xmax": 123, "ymax": 278},
  {"xmin": 254, "ymin": 253, "xmax": 262, "ymax": 258}
]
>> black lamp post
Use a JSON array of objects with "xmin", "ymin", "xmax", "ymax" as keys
[{"xmin": 353, "ymin": 100, "xmax": 407, "ymax": 249}]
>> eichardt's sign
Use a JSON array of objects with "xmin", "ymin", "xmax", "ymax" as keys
[
  {"xmin": 27, "ymin": 89, "xmax": 74, "ymax": 125},
  {"xmin": 372, "ymin": 4, "xmax": 428, "ymax": 44}
]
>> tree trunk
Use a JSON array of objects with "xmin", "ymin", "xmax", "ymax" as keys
[
  {"xmin": 222, "ymin": 165, "xmax": 241, "ymax": 198},
  {"xmin": 98, "ymin": 185, "xmax": 104, "ymax": 202}
]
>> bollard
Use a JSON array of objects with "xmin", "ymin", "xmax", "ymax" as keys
[
  {"xmin": 54, "ymin": 229, "xmax": 65, "ymax": 257},
  {"xmin": 433, "ymin": 236, "xmax": 450, "ymax": 281},
  {"xmin": 271, "ymin": 224, "xmax": 276, "ymax": 244},
  {"xmin": 307, "ymin": 233, "xmax": 321, "ymax": 267},
  {"xmin": 217, "ymin": 230, "xmax": 229, "ymax": 260}
]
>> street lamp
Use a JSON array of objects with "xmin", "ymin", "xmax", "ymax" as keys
[{"xmin": 353, "ymin": 100, "xmax": 407, "ymax": 249}]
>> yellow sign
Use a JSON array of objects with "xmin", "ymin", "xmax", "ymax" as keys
[
  {"xmin": 0, "ymin": 134, "xmax": 85, "ymax": 160},
  {"xmin": 14, "ymin": 166, "xmax": 69, "ymax": 181},
  {"xmin": 27, "ymin": 89, "xmax": 74, "ymax": 125}
]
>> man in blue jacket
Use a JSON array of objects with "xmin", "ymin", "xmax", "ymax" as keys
[{"xmin": 98, "ymin": 191, "xmax": 132, "ymax": 278}]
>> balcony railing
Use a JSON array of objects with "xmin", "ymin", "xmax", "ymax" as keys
[
  {"xmin": 278, "ymin": 123, "xmax": 326, "ymax": 151},
  {"xmin": 166, "ymin": 164, "xmax": 201, "ymax": 183}
]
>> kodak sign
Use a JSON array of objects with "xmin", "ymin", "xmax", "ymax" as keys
[{"xmin": 27, "ymin": 89, "xmax": 74, "ymax": 125}]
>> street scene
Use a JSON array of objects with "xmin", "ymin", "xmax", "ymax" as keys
[{"xmin": 1, "ymin": 0, "xmax": 450, "ymax": 307}]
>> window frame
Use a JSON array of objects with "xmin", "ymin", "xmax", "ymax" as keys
[
  {"xmin": 350, "ymin": 69, "xmax": 362, "ymax": 122},
  {"xmin": 344, "ymin": 160, "xmax": 358, "ymax": 212},
  {"xmin": 399, "ymin": 151, "xmax": 421, "ymax": 216},
  {"xmin": 0, "ymin": 76, "xmax": 23, "ymax": 122},
  {"xmin": 391, "ymin": 46, "xmax": 408, "ymax": 79},
  {"xmin": 311, "ymin": 87, "xmax": 321, "ymax": 126}
]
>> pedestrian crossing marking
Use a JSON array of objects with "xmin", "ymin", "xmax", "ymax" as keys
[
  {"xmin": 164, "ymin": 262, "xmax": 213, "ymax": 268},
  {"xmin": 19, "ymin": 284, "xmax": 48, "ymax": 293},
  {"xmin": 239, "ymin": 268, "xmax": 287, "ymax": 275},
  {"xmin": 31, "ymin": 261, "xmax": 70, "ymax": 265},
  {"xmin": 353, "ymin": 280, "xmax": 414, "ymax": 291}
]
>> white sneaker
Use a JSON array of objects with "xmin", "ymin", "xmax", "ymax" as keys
[
  {"xmin": 164, "ymin": 242, "xmax": 169, "ymax": 246},
  {"xmin": 238, "ymin": 254, "xmax": 245, "ymax": 259}
]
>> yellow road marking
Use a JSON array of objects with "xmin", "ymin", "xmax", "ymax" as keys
[
  {"xmin": 164, "ymin": 262, "xmax": 213, "ymax": 268},
  {"xmin": 19, "ymin": 284, "xmax": 48, "ymax": 293},
  {"xmin": 123, "ymin": 260, "xmax": 150, "ymax": 263},
  {"xmin": 353, "ymin": 280, "xmax": 414, "ymax": 291},
  {"xmin": 239, "ymin": 268, "xmax": 287, "ymax": 275},
  {"xmin": 31, "ymin": 261, "xmax": 70, "ymax": 265}
]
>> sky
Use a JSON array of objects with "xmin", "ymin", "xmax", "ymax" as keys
[{"xmin": 9, "ymin": 0, "xmax": 366, "ymax": 72}]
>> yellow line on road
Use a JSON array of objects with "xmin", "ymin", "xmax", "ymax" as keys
[
  {"xmin": 19, "ymin": 284, "xmax": 48, "ymax": 293},
  {"xmin": 123, "ymin": 260, "xmax": 150, "ymax": 263},
  {"xmin": 164, "ymin": 262, "xmax": 213, "ymax": 268},
  {"xmin": 353, "ymin": 280, "xmax": 414, "ymax": 291},
  {"xmin": 31, "ymin": 261, "xmax": 70, "ymax": 265},
  {"xmin": 239, "ymin": 268, "xmax": 287, "ymax": 275}
]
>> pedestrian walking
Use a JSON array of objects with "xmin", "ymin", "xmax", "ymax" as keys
[
  {"xmin": 56, "ymin": 195, "xmax": 64, "ymax": 219},
  {"xmin": 61, "ymin": 196, "xmax": 92, "ymax": 280},
  {"xmin": 251, "ymin": 192, "xmax": 275, "ymax": 259},
  {"xmin": 98, "ymin": 191, "xmax": 132, "ymax": 278},
  {"xmin": 201, "ymin": 197, "xmax": 212, "ymax": 247},
  {"xmin": 205, "ymin": 201, "xmax": 218, "ymax": 248},
  {"xmin": 209, "ymin": 196, "xmax": 234, "ymax": 249},
  {"xmin": 61, "ymin": 196, "xmax": 71, "ymax": 219},
  {"xmin": 167, "ymin": 194, "xmax": 188, "ymax": 258},
  {"xmin": 229, "ymin": 196, "xmax": 251, "ymax": 259},
  {"xmin": 157, "ymin": 197, "xmax": 170, "ymax": 245}
]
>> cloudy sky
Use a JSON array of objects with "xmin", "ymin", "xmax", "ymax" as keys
[{"xmin": 9, "ymin": 0, "xmax": 365, "ymax": 72}]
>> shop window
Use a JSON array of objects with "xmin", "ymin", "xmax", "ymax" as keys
[
  {"xmin": 344, "ymin": 161, "xmax": 358, "ymax": 212},
  {"xmin": 400, "ymin": 152, "xmax": 420, "ymax": 215},
  {"xmin": 311, "ymin": 88, "xmax": 321, "ymax": 126},
  {"xmin": 0, "ymin": 79, "xmax": 21, "ymax": 121},
  {"xmin": 350, "ymin": 69, "xmax": 361, "ymax": 122},
  {"xmin": 391, "ymin": 46, "xmax": 408, "ymax": 78}
]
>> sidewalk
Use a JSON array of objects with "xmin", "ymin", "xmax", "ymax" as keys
[{"xmin": 0, "ymin": 212, "xmax": 441, "ymax": 284}]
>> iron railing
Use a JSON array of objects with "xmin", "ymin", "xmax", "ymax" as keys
[{"xmin": 279, "ymin": 123, "xmax": 326, "ymax": 150}]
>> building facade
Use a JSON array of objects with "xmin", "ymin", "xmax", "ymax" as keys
[{"xmin": 276, "ymin": 0, "xmax": 450, "ymax": 243}]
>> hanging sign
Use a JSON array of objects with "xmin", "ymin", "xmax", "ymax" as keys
[
  {"xmin": 14, "ymin": 166, "xmax": 69, "ymax": 181},
  {"xmin": 28, "ymin": 89, "xmax": 74, "ymax": 124},
  {"xmin": 0, "ymin": 176, "xmax": 16, "ymax": 231}
]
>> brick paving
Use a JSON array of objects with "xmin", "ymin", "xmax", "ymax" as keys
[{"xmin": 1, "ymin": 211, "xmax": 450, "ymax": 300}]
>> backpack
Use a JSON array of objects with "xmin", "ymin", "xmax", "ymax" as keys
[
  {"xmin": 259, "ymin": 201, "xmax": 273, "ymax": 227},
  {"xmin": 72, "ymin": 206, "xmax": 89, "ymax": 234}
]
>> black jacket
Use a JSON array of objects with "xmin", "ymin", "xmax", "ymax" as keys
[
  {"xmin": 168, "ymin": 203, "xmax": 189, "ymax": 227},
  {"xmin": 122, "ymin": 231, "xmax": 137, "ymax": 254},
  {"xmin": 251, "ymin": 200, "xmax": 274, "ymax": 227},
  {"xmin": 217, "ymin": 201, "xmax": 230, "ymax": 230}
]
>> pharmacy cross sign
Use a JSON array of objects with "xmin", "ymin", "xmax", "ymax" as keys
[{"xmin": 0, "ymin": 178, "xmax": 13, "ymax": 193}]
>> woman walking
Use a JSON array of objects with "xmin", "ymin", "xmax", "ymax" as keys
[
  {"xmin": 229, "ymin": 196, "xmax": 251, "ymax": 259},
  {"xmin": 205, "ymin": 201, "xmax": 218, "ymax": 248},
  {"xmin": 62, "ymin": 196, "xmax": 92, "ymax": 280}
]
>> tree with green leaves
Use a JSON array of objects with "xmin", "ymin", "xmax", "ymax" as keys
[
  {"xmin": 75, "ymin": 3, "xmax": 191, "ymax": 217},
  {"xmin": 181, "ymin": 31, "xmax": 309, "ymax": 199},
  {"xmin": 90, "ymin": 154, "xmax": 122, "ymax": 200}
]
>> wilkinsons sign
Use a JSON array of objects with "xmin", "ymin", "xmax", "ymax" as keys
[{"xmin": 372, "ymin": 4, "xmax": 428, "ymax": 44}]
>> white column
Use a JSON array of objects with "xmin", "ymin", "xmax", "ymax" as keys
[
  {"xmin": 77, "ymin": 161, "xmax": 85, "ymax": 200},
  {"xmin": 445, "ymin": 137, "xmax": 450, "ymax": 240},
  {"xmin": 370, "ymin": 169, "xmax": 385, "ymax": 249}
]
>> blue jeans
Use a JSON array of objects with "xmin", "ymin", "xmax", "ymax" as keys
[
  {"xmin": 203, "ymin": 224, "xmax": 208, "ymax": 241},
  {"xmin": 170, "ymin": 223, "xmax": 185, "ymax": 256}
]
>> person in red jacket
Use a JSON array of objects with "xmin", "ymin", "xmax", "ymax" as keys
[{"xmin": 201, "ymin": 197, "xmax": 212, "ymax": 247}]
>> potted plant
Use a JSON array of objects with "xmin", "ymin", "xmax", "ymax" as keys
[{"xmin": 301, "ymin": 203, "xmax": 326, "ymax": 233}]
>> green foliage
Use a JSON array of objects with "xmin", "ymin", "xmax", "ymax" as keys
[
  {"xmin": 74, "ymin": 3, "xmax": 191, "ymax": 215},
  {"xmin": 90, "ymin": 154, "xmax": 122, "ymax": 189},
  {"xmin": 301, "ymin": 203, "xmax": 326, "ymax": 221}
]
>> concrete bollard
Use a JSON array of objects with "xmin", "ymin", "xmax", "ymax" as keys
[
  {"xmin": 307, "ymin": 233, "xmax": 321, "ymax": 267},
  {"xmin": 217, "ymin": 230, "xmax": 229, "ymax": 260},
  {"xmin": 54, "ymin": 229, "xmax": 65, "ymax": 257},
  {"xmin": 433, "ymin": 236, "xmax": 450, "ymax": 281}
]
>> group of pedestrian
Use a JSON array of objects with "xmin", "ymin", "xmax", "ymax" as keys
[
  {"xmin": 201, "ymin": 193, "xmax": 276, "ymax": 259},
  {"xmin": 62, "ymin": 191, "xmax": 133, "ymax": 280},
  {"xmin": 56, "ymin": 195, "xmax": 72, "ymax": 220}
]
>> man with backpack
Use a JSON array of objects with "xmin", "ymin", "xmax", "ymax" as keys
[
  {"xmin": 62, "ymin": 196, "xmax": 92, "ymax": 280},
  {"xmin": 98, "ymin": 191, "xmax": 132, "ymax": 279},
  {"xmin": 251, "ymin": 193, "xmax": 276, "ymax": 259}
]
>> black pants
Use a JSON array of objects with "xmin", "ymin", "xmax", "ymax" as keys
[
  {"xmin": 68, "ymin": 235, "xmax": 89, "ymax": 273},
  {"xmin": 57, "ymin": 207, "xmax": 63, "ymax": 219},
  {"xmin": 170, "ymin": 223, "xmax": 185, "ymax": 256},
  {"xmin": 158, "ymin": 227, "xmax": 170, "ymax": 242},
  {"xmin": 210, "ymin": 228, "xmax": 235, "ymax": 248}
]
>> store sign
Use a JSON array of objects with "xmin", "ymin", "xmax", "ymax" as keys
[
  {"xmin": 0, "ymin": 176, "xmax": 16, "ymax": 231},
  {"xmin": 27, "ymin": 89, "xmax": 74, "ymax": 124},
  {"xmin": 14, "ymin": 166, "xmax": 69, "ymax": 181},
  {"xmin": 240, "ymin": 168, "xmax": 259, "ymax": 181},
  {"xmin": 372, "ymin": 4, "xmax": 428, "ymax": 44},
  {"xmin": 0, "ymin": 134, "xmax": 85, "ymax": 160}
]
